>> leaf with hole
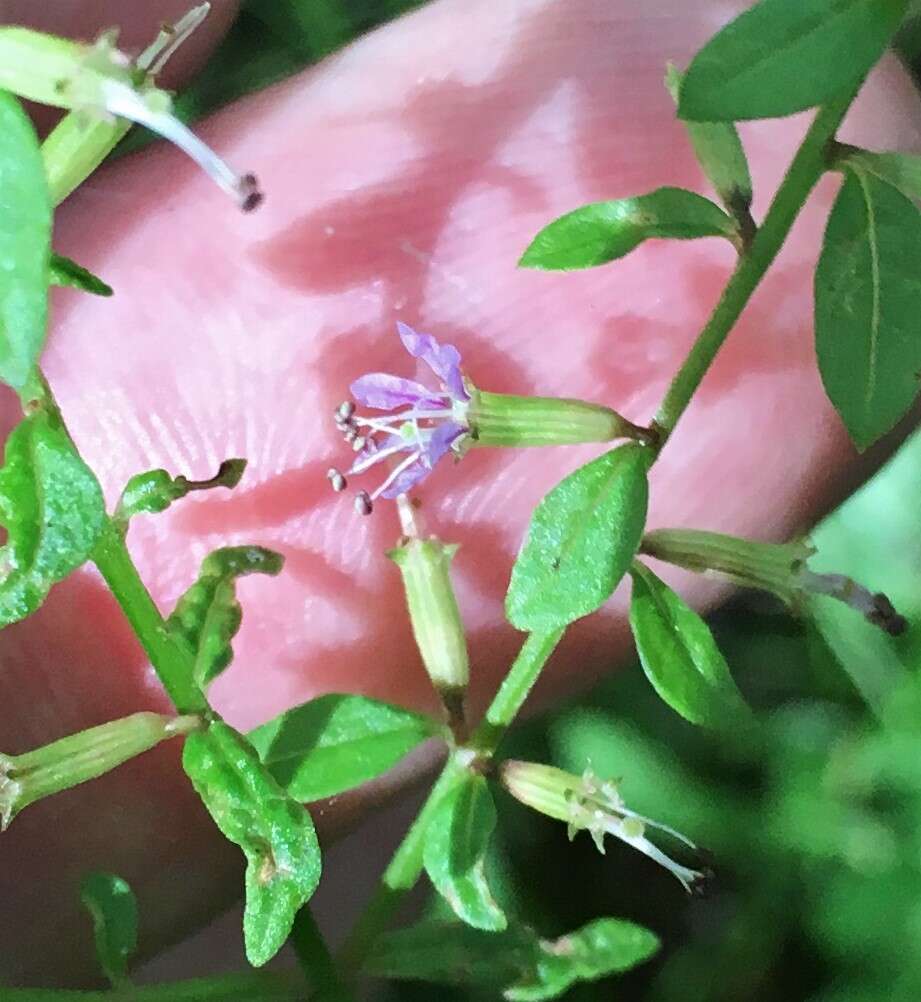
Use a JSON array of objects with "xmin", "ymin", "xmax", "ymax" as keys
[
  {"xmin": 423, "ymin": 774, "xmax": 506, "ymax": 931},
  {"xmin": 168, "ymin": 545, "xmax": 284, "ymax": 689},
  {"xmin": 815, "ymin": 167, "xmax": 921, "ymax": 450},
  {"xmin": 182, "ymin": 720, "xmax": 321, "ymax": 967},
  {"xmin": 506, "ymin": 445, "xmax": 650, "ymax": 631},
  {"xmin": 519, "ymin": 188, "xmax": 736, "ymax": 270},
  {"xmin": 678, "ymin": 0, "xmax": 909, "ymax": 122},
  {"xmin": 629, "ymin": 562, "xmax": 750, "ymax": 727},
  {"xmin": 248, "ymin": 694, "xmax": 439, "ymax": 801},
  {"xmin": 0, "ymin": 410, "xmax": 106, "ymax": 628}
]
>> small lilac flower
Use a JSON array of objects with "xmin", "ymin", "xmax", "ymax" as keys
[
  {"xmin": 330, "ymin": 322, "xmax": 654, "ymax": 514},
  {"xmin": 329, "ymin": 322, "xmax": 472, "ymax": 514}
]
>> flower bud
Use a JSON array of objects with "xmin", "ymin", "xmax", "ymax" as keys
[
  {"xmin": 500, "ymin": 760, "xmax": 708, "ymax": 893},
  {"xmin": 388, "ymin": 536, "xmax": 469, "ymax": 732},
  {"xmin": 0, "ymin": 712, "xmax": 200, "ymax": 829},
  {"xmin": 641, "ymin": 528, "xmax": 906, "ymax": 634}
]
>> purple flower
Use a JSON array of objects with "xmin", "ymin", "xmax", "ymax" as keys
[{"xmin": 328, "ymin": 323, "xmax": 472, "ymax": 514}]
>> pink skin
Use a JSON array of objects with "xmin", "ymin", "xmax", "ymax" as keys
[{"xmin": 0, "ymin": 0, "xmax": 919, "ymax": 987}]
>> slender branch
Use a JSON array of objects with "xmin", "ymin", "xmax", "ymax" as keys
[
  {"xmin": 654, "ymin": 84, "xmax": 861, "ymax": 445},
  {"xmin": 337, "ymin": 756, "xmax": 466, "ymax": 970},
  {"xmin": 92, "ymin": 523, "xmax": 206, "ymax": 714},
  {"xmin": 290, "ymin": 907, "xmax": 356, "ymax": 1002},
  {"xmin": 470, "ymin": 628, "xmax": 565, "ymax": 756}
]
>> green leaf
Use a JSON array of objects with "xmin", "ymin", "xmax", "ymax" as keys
[
  {"xmin": 837, "ymin": 147, "xmax": 921, "ymax": 203},
  {"xmin": 505, "ymin": 918, "xmax": 660, "ymax": 1001},
  {"xmin": 366, "ymin": 917, "xmax": 659, "ymax": 999},
  {"xmin": 248, "ymin": 694, "xmax": 439, "ymax": 801},
  {"xmin": 506, "ymin": 445, "xmax": 650, "ymax": 632},
  {"xmin": 168, "ymin": 546, "xmax": 284, "ymax": 689},
  {"xmin": 182, "ymin": 720, "xmax": 321, "ymax": 967},
  {"xmin": 519, "ymin": 188, "xmax": 736, "ymax": 270},
  {"xmin": 117, "ymin": 458, "xmax": 246, "ymax": 521},
  {"xmin": 679, "ymin": 0, "xmax": 909, "ymax": 122},
  {"xmin": 0, "ymin": 410, "xmax": 105, "ymax": 627},
  {"xmin": 815, "ymin": 167, "xmax": 921, "ymax": 450},
  {"xmin": 80, "ymin": 872, "xmax": 137, "ymax": 986},
  {"xmin": 628, "ymin": 562, "xmax": 750, "ymax": 727},
  {"xmin": 0, "ymin": 90, "xmax": 51, "ymax": 391},
  {"xmin": 664, "ymin": 64, "xmax": 753, "ymax": 213},
  {"xmin": 366, "ymin": 921, "xmax": 535, "ymax": 986},
  {"xmin": 423, "ymin": 774, "xmax": 507, "ymax": 931},
  {"xmin": 49, "ymin": 253, "xmax": 112, "ymax": 297}
]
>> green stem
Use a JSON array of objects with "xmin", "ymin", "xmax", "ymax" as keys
[
  {"xmin": 338, "ymin": 756, "xmax": 467, "ymax": 970},
  {"xmin": 654, "ymin": 85, "xmax": 860, "ymax": 444},
  {"xmin": 470, "ymin": 628, "xmax": 565, "ymax": 756},
  {"xmin": 2, "ymin": 972, "xmax": 303, "ymax": 1001},
  {"xmin": 290, "ymin": 907, "xmax": 355, "ymax": 1002},
  {"xmin": 92, "ymin": 523, "xmax": 206, "ymax": 714}
]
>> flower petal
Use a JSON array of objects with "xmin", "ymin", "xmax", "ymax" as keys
[
  {"xmin": 379, "ymin": 424, "xmax": 465, "ymax": 499},
  {"xmin": 350, "ymin": 372, "xmax": 444, "ymax": 410},
  {"xmin": 422, "ymin": 421, "xmax": 465, "ymax": 467},
  {"xmin": 396, "ymin": 322, "xmax": 469, "ymax": 401}
]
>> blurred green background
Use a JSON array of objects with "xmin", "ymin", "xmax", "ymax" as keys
[{"xmin": 155, "ymin": 2, "xmax": 921, "ymax": 999}]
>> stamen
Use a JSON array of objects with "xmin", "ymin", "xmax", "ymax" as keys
[
  {"xmin": 369, "ymin": 450, "xmax": 422, "ymax": 501},
  {"xmin": 99, "ymin": 81, "xmax": 263, "ymax": 211},
  {"xmin": 137, "ymin": 3, "xmax": 212, "ymax": 74},
  {"xmin": 326, "ymin": 468, "xmax": 346, "ymax": 492},
  {"xmin": 349, "ymin": 441, "xmax": 411, "ymax": 476},
  {"xmin": 337, "ymin": 401, "xmax": 356, "ymax": 420},
  {"xmin": 352, "ymin": 436, "xmax": 367, "ymax": 452},
  {"xmin": 355, "ymin": 491, "xmax": 373, "ymax": 516}
]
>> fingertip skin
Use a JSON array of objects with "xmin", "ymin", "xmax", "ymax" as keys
[{"xmin": 1, "ymin": 0, "xmax": 920, "ymax": 985}]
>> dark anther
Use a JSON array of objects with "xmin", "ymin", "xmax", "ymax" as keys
[
  {"xmin": 354, "ymin": 491, "xmax": 373, "ymax": 515},
  {"xmin": 867, "ymin": 593, "xmax": 908, "ymax": 636}
]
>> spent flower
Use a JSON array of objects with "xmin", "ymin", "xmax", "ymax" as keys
[
  {"xmin": 640, "ymin": 528, "xmax": 907, "ymax": 635},
  {"xmin": 330, "ymin": 322, "xmax": 653, "ymax": 513},
  {"xmin": 501, "ymin": 760, "xmax": 709, "ymax": 894}
]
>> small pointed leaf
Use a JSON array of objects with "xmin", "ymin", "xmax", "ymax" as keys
[
  {"xmin": 679, "ymin": 0, "xmax": 909, "ymax": 122},
  {"xmin": 506, "ymin": 445, "xmax": 650, "ymax": 631},
  {"xmin": 505, "ymin": 918, "xmax": 660, "ymax": 1001},
  {"xmin": 519, "ymin": 188, "xmax": 736, "ymax": 270},
  {"xmin": 629, "ymin": 562, "xmax": 750, "ymax": 727},
  {"xmin": 815, "ymin": 167, "xmax": 921, "ymax": 450},
  {"xmin": 248, "ymin": 694, "xmax": 439, "ymax": 801},
  {"xmin": 664, "ymin": 64, "xmax": 752, "ymax": 214},
  {"xmin": 80, "ymin": 872, "xmax": 137, "ymax": 987},
  {"xmin": 423, "ymin": 775, "xmax": 506, "ymax": 931},
  {"xmin": 182, "ymin": 720, "xmax": 321, "ymax": 967},
  {"xmin": 49, "ymin": 253, "xmax": 112, "ymax": 296}
]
